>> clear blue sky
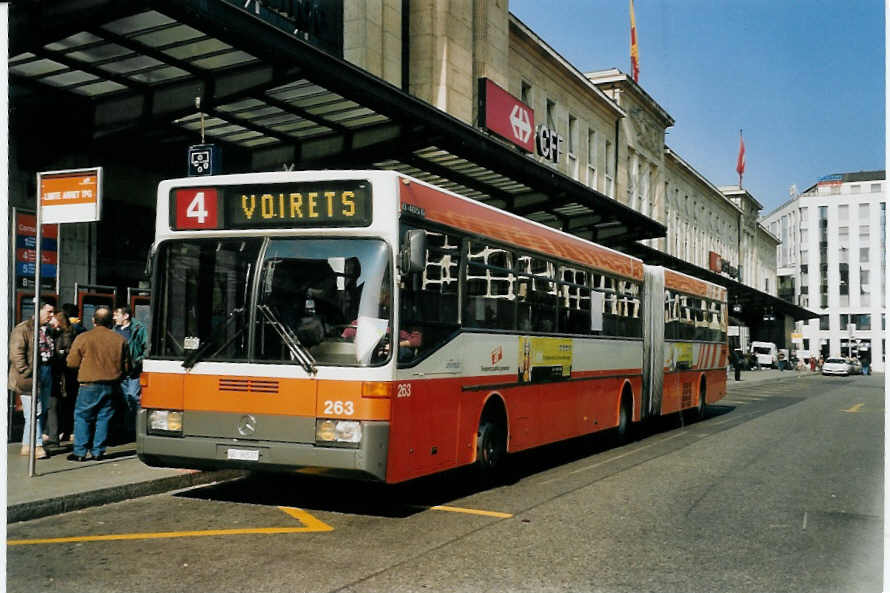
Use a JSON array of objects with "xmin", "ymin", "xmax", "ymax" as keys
[{"xmin": 509, "ymin": 0, "xmax": 885, "ymax": 214}]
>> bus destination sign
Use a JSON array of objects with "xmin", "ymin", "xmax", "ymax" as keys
[{"xmin": 171, "ymin": 181, "xmax": 371, "ymax": 230}]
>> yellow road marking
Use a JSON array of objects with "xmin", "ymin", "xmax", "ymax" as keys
[
  {"xmin": 7, "ymin": 506, "xmax": 331, "ymax": 546},
  {"xmin": 425, "ymin": 505, "xmax": 513, "ymax": 518},
  {"xmin": 842, "ymin": 403, "xmax": 865, "ymax": 413}
]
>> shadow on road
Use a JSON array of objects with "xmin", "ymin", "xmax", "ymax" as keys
[{"xmin": 175, "ymin": 404, "xmax": 741, "ymax": 518}]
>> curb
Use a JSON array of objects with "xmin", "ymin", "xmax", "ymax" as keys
[
  {"xmin": 726, "ymin": 372, "xmax": 820, "ymax": 387},
  {"xmin": 8, "ymin": 469, "xmax": 248, "ymax": 524}
]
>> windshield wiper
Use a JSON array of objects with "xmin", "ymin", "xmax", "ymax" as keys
[
  {"xmin": 256, "ymin": 304, "xmax": 318, "ymax": 375},
  {"xmin": 182, "ymin": 308, "xmax": 245, "ymax": 369}
]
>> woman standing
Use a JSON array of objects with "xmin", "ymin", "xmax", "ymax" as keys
[{"xmin": 48, "ymin": 311, "xmax": 79, "ymax": 445}]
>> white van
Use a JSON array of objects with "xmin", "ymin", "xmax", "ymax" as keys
[{"xmin": 750, "ymin": 341, "xmax": 778, "ymax": 368}]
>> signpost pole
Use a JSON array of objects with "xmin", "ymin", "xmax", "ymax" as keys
[
  {"xmin": 28, "ymin": 166, "xmax": 103, "ymax": 477},
  {"xmin": 28, "ymin": 176, "xmax": 43, "ymax": 477}
]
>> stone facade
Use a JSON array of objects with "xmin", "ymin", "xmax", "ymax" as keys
[{"xmin": 663, "ymin": 149, "xmax": 741, "ymax": 272}]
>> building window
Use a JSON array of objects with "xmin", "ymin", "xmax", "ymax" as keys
[
  {"xmin": 860, "ymin": 247, "xmax": 869, "ymax": 263},
  {"xmin": 839, "ymin": 265, "xmax": 849, "ymax": 307},
  {"xmin": 586, "ymin": 130, "xmax": 597, "ymax": 189},
  {"xmin": 859, "ymin": 203, "xmax": 870, "ymax": 222},
  {"xmin": 819, "ymin": 314, "xmax": 829, "ymax": 330},
  {"xmin": 871, "ymin": 183, "xmax": 882, "ymax": 193},
  {"xmin": 567, "ymin": 114, "xmax": 578, "ymax": 179},
  {"xmin": 819, "ymin": 206, "xmax": 828, "ymax": 308},
  {"xmin": 860, "ymin": 269, "xmax": 870, "ymax": 306},
  {"xmin": 850, "ymin": 184, "xmax": 861, "ymax": 193},
  {"xmin": 604, "ymin": 140, "xmax": 614, "ymax": 198},
  {"xmin": 546, "ymin": 98, "xmax": 556, "ymax": 128},
  {"xmin": 520, "ymin": 80, "xmax": 532, "ymax": 106},
  {"xmin": 855, "ymin": 314, "xmax": 872, "ymax": 331}
]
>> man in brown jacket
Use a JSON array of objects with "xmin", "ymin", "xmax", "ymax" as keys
[
  {"xmin": 8, "ymin": 301, "xmax": 55, "ymax": 459},
  {"xmin": 66, "ymin": 307, "xmax": 130, "ymax": 462}
]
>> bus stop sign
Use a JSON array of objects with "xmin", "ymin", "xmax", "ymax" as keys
[{"xmin": 188, "ymin": 144, "xmax": 222, "ymax": 176}]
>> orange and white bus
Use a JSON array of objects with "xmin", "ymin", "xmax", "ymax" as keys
[{"xmin": 138, "ymin": 170, "xmax": 726, "ymax": 483}]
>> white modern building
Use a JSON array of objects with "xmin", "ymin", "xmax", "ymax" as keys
[{"xmin": 761, "ymin": 171, "xmax": 886, "ymax": 371}]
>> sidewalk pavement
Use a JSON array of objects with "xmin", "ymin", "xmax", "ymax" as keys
[
  {"xmin": 6, "ymin": 440, "xmax": 245, "ymax": 523},
  {"xmin": 726, "ymin": 366, "xmax": 824, "ymax": 386},
  {"xmin": 4, "ymin": 365, "xmax": 863, "ymax": 524}
]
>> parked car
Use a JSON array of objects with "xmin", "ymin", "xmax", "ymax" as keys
[
  {"xmin": 847, "ymin": 358, "xmax": 862, "ymax": 375},
  {"xmin": 821, "ymin": 358, "xmax": 851, "ymax": 376}
]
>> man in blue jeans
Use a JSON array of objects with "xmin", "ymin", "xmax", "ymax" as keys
[
  {"xmin": 66, "ymin": 307, "xmax": 130, "ymax": 462},
  {"xmin": 113, "ymin": 305, "xmax": 148, "ymax": 441}
]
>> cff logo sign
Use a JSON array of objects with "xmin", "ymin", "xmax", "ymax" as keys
[
  {"xmin": 479, "ymin": 78, "xmax": 535, "ymax": 152},
  {"xmin": 509, "ymin": 105, "xmax": 532, "ymax": 145}
]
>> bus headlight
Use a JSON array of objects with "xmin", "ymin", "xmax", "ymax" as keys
[
  {"xmin": 147, "ymin": 410, "xmax": 183, "ymax": 436},
  {"xmin": 315, "ymin": 419, "xmax": 362, "ymax": 448}
]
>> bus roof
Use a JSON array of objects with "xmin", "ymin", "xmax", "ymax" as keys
[
  {"xmin": 664, "ymin": 268, "xmax": 727, "ymax": 302},
  {"xmin": 398, "ymin": 174, "xmax": 644, "ymax": 280}
]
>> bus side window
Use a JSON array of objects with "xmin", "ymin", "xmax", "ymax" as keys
[
  {"xmin": 464, "ymin": 241, "xmax": 515, "ymax": 331},
  {"xmin": 557, "ymin": 266, "xmax": 589, "ymax": 335},
  {"xmin": 399, "ymin": 226, "xmax": 461, "ymax": 363}
]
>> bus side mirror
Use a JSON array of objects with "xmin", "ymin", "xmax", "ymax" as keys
[
  {"xmin": 144, "ymin": 244, "xmax": 156, "ymax": 278},
  {"xmin": 401, "ymin": 230, "xmax": 426, "ymax": 274}
]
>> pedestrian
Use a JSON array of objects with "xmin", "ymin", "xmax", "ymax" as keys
[
  {"xmin": 8, "ymin": 301, "xmax": 55, "ymax": 459},
  {"xmin": 113, "ymin": 305, "xmax": 148, "ymax": 441},
  {"xmin": 42, "ymin": 312, "xmax": 64, "ymax": 453},
  {"xmin": 62, "ymin": 302, "xmax": 87, "ymax": 335},
  {"xmin": 48, "ymin": 310, "xmax": 80, "ymax": 444},
  {"xmin": 731, "ymin": 349, "xmax": 742, "ymax": 381},
  {"xmin": 861, "ymin": 352, "xmax": 871, "ymax": 376},
  {"xmin": 66, "ymin": 307, "xmax": 131, "ymax": 462},
  {"xmin": 809, "ymin": 356, "xmax": 816, "ymax": 372}
]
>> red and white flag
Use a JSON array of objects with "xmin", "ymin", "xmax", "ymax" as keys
[
  {"xmin": 736, "ymin": 130, "xmax": 746, "ymax": 186},
  {"xmin": 630, "ymin": 0, "xmax": 640, "ymax": 82}
]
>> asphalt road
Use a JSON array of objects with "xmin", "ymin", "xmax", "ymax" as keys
[{"xmin": 7, "ymin": 374, "xmax": 883, "ymax": 593}]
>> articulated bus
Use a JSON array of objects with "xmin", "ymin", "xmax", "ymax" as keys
[{"xmin": 138, "ymin": 170, "xmax": 727, "ymax": 483}]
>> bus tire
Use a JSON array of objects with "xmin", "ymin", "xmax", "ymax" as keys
[
  {"xmin": 696, "ymin": 377, "xmax": 707, "ymax": 419},
  {"xmin": 476, "ymin": 420, "xmax": 506, "ymax": 483},
  {"xmin": 615, "ymin": 390, "xmax": 633, "ymax": 445}
]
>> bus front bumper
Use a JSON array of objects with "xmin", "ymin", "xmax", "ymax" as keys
[{"xmin": 136, "ymin": 412, "xmax": 389, "ymax": 481}]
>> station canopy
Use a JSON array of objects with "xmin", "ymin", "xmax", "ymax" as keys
[
  {"xmin": 11, "ymin": 0, "xmax": 664, "ymax": 245},
  {"xmin": 619, "ymin": 242, "xmax": 818, "ymax": 322}
]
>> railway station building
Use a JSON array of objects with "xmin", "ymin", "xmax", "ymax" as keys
[{"xmin": 8, "ymin": 0, "xmax": 811, "ymax": 336}]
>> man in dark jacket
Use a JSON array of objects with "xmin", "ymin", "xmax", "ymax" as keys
[
  {"xmin": 113, "ymin": 305, "xmax": 148, "ymax": 441},
  {"xmin": 66, "ymin": 307, "xmax": 130, "ymax": 462}
]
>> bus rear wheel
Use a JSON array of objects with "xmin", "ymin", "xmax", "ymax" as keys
[
  {"xmin": 615, "ymin": 394, "xmax": 632, "ymax": 445},
  {"xmin": 696, "ymin": 378, "xmax": 707, "ymax": 419},
  {"xmin": 476, "ymin": 420, "xmax": 506, "ymax": 483}
]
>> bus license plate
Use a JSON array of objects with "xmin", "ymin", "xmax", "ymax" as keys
[{"xmin": 227, "ymin": 448, "xmax": 259, "ymax": 461}]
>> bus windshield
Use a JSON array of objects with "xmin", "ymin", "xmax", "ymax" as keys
[
  {"xmin": 156, "ymin": 238, "xmax": 261, "ymax": 363},
  {"xmin": 255, "ymin": 238, "xmax": 391, "ymax": 366},
  {"xmin": 154, "ymin": 237, "xmax": 392, "ymax": 367}
]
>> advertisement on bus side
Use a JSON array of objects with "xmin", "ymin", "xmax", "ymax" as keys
[{"xmin": 518, "ymin": 336, "xmax": 572, "ymax": 383}]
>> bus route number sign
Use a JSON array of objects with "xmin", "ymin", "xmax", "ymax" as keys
[
  {"xmin": 171, "ymin": 181, "xmax": 371, "ymax": 230},
  {"xmin": 174, "ymin": 188, "xmax": 220, "ymax": 229}
]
